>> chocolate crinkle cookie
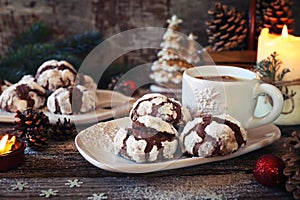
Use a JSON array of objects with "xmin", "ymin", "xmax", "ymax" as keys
[
  {"xmin": 0, "ymin": 81, "xmax": 46, "ymax": 112},
  {"xmin": 35, "ymin": 60, "xmax": 77, "ymax": 92},
  {"xmin": 130, "ymin": 93, "xmax": 191, "ymax": 126},
  {"xmin": 18, "ymin": 75, "xmax": 35, "ymax": 84},
  {"xmin": 47, "ymin": 85, "xmax": 95, "ymax": 115},
  {"xmin": 114, "ymin": 115, "xmax": 180, "ymax": 163},
  {"xmin": 180, "ymin": 114, "xmax": 247, "ymax": 157},
  {"xmin": 75, "ymin": 73, "xmax": 97, "ymax": 91},
  {"xmin": 0, "ymin": 79, "xmax": 12, "ymax": 95}
]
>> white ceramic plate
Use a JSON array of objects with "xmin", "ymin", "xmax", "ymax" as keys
[
  {"xmin": 75, "ymin": 117, "xmax": 281, "ymax": 173},
  {"xmin": 0, "ymin": 90, "xmax": 133, "ymax": 124}
]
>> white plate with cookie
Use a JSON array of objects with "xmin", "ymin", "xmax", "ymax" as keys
[
  {"xmin": 75, "ymin": 117, "xmax": 281, "ymax": 173},
  {"xmin": 0, "ymin": 90, "xmax": 134, "ymax": 124}
]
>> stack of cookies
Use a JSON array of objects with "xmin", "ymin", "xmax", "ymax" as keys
[
  {"xmin": 0, "ymin": 60, "xmax": 97, "ymax": 115},
  {"xmin": 113, "ymin": 93, "xmax": 247, "ymax": 163}
]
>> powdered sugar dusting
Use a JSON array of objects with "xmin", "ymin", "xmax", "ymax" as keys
[
  {"xmin": 136, "ymin": 115, "xmax": 178, "ymax": 135},
  {"xmin": 180, "ymin": 115, "xmax": 247, "ymax": 157}
]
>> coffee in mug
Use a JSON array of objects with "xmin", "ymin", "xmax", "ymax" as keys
[{"xmin": 182, "ymin": 65, "xmax": 283, "ymax": 129}]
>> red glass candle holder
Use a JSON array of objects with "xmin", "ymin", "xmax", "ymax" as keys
[{"xmin": 0, "ymin": 134, "xmax": 26, "ymax": 171}]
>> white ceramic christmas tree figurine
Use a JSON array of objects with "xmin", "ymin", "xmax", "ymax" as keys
[
  {"xmin": 167, "ymin": 15, "xmax": 183, "ymax": 30},
  {"xmin": 185, "ymin": 33, "xmax": 201, "ymax": 64},
  {"xmin": 150, "ymin": 15, "xmax": 193, "ymax": 90}
]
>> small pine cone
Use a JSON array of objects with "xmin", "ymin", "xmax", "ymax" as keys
[
  {"xmin": 26, "ymin": 126, "xmax": 50, "ymax": 150},
  {"xmin": 261, "ymin": 0, "xmax": 294, "ymax": 35},
  {"xmin": 50, "ymin": 118, "xmax": 77, "ymax": 141},
  {"xmin": 14, "ymin": 108, "xmax": 50, "ymax": 138},
  {"xmin": 206, "ymin": 2, "xmax": 247, "ymax": 51},
  {"xmin": 282, "ymin": 131, "xmax": 300, "ymax": 199}
]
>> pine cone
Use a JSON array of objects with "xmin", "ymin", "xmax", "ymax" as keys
[
  {"xmin": 14, "ymin": 108, "xmax": 51, "ymax": 150},
  {"xmin": 282, "ymin": 131, "xmax": 300, "ymax": 199},
  {"xmin": 50, "ymin": 118, "xmax": 77, "ymax": 141},
  {"xmin": 206, "ymin": 2, "xmax": 247, "ymax": 51},
  {"xmin": 257, "ymin": 0, "xmax": 294, "ymax": 35},
  {"xmin": 256, "ymin": 0, "xmax": 272, "ymax": 39},
  {"xmin": 26, "ymin": 126, "xmax": 50, "ymax": 149},
  {"xmin": 14, "ymin": 108, "xmax": 50, "ymax": 138}
]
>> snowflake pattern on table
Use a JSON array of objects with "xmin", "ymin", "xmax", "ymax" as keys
[
  {"xmin": 39, "ymin": 189, "xmax": 59, "ymax": 198},
  {"xmin": 87, "ymin": 193, "xmax": 108, "ymax": 200},
  {"xmin": 192, "ymin": 87, "xmax": 226, "ymax": 115},
  {"xmin": 11, "ymin": 181, "xmax": 29, "ymax": 191},
  {"xmin": 65, "ymin": 179, "xmax": 83, "ymax": 188}
]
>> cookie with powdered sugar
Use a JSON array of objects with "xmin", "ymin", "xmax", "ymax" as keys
[
  {"xmin": 130, "ymin": 93, "xmax": 191, "ymax": 126},
  {"xmin": 114, "ymin": 115, "xmax": 180, "ymax": 163},
  {"xmin": 47, "ymin": 85, "xmax": 95, "ymax": 115},
  {"xmin": 75, "ymin": 73, "xmax": 97, "ymax": 91},
  {"xmin": 0, "ymin": 79, "xmax": 12, "ymax": 95},
  {"xmin": 35, "ymin": 60, "xmax": 77, "ymax": 92},
  {"xmin": 180, "ymin": 114, "xmax": 247, "ymax": 157},
  {"xmin": 0, "ymin": 81, "xmax": 46, "ymax": 112}
]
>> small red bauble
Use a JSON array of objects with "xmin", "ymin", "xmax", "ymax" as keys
[
  {"xmin": 122, "ymin": 80, "xmax": 137, "ymax": 90},
  {"xmin": 253, "ymin": 154, "xmax": 286, "ymax": 187}
]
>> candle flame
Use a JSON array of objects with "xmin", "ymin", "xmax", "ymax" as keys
[
  {"xmin": 281, "ymin": 25, "xmax": 288, "ymax": 38},
  {"xmin": 0, "ymin": 135, "xmax": 16, "ymax": 155}
]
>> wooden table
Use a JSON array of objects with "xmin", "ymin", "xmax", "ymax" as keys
[{"xmin": 0, "ymin": 121, "xmax": 299, "ymax": 200}]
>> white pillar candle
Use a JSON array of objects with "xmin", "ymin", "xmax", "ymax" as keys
[{"xmin": 257, "ymin": 26, "xmax": 300, "ymax": 125}]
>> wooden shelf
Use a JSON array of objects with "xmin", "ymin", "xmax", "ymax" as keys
[{"xmin": 208, "ymin": 50, "xmax": 257, "ymax": 69}]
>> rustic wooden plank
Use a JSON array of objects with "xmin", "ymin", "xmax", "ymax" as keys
[
  {"xmin": 0, "ymin": 173, "xmax": 293, "ymax": 199},
  {"xmin": 0, "ymin": 124, "xmax": 297, "ymax": 178},
  {"xmin": 0, "ymin": 123, "xmax": 298, "ymax": 199}
]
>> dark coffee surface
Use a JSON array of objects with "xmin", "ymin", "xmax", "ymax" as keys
[{"xmin": 195, "ymin": 75, "xmax": 245, "ymax": 82}]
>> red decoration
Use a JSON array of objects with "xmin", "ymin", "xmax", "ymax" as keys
[
  {"xmin": 122, "ymin": 80, "xmax": 136, "ymax": 91},
  {"xmin": 253, "ymin": 154, "xmax": 286, "ymax": 187},
  {"xmin": 115, "ymin": 80, "xmax": 137, "ymax": 96}
]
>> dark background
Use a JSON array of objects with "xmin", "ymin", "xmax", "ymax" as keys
[{"xmin": 1, "ymin": 0, "xmax": 299, "ymax": 53}]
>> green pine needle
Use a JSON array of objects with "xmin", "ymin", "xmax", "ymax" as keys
[
  {"xmin": 55, "ymin": 31, "xmax": 103, "ymax": 57},
  {"xmin": 0, "ymin": 22, "xmax": 103, "ymax": 83},
  {"xmin": 255, "ymin": 51, "xmax": 296, "ymax": 100},
  {"xmin": 9, "ymin": 22, "xmax": 50, "ymax": 51},
  {"xmin": 256, "ymin": 52, "xmax": 284, "ymax": 83}
]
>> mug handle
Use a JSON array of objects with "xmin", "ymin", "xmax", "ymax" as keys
[{"xmin": 247, "ymin": 83, "xmax": 283, "ymax": 128}]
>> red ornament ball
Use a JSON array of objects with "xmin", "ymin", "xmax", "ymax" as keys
[
  {"xmin": 122, "ymin": 80, "xmax": 137, "ymax": 90},
  {"xmin": 253, "ymin": 154, "xmax": 286, "ymax": 187}
]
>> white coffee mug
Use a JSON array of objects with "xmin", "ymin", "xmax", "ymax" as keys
[{"xmin": 182, "ymin": 65, "xmax": 284, "ymax": 129}]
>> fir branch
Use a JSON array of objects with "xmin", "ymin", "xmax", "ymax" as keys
[
  {"xmin": 55, "ymin": 31, "xmax": 102, "ymax": 57},
  {"xmin": 256, "ymin": 52, "xmax": 287, "ymax": 82},
  {"xmin": 0, "ymin": 66, "xmax": 27, "ymax": 83},
  {"xmin": 0, "ymin": 22, "xmax": 103, "ymax": 83},
  {"xmin": 278, "ymin": 68, "xmax": 291, "ymax": 81},
  {"xmin": 255, "ymin": 51, "xmax": 296, "ymax": 103},
  {"xmin": 1, "ymin": 43, "xmax": 56, "ymax": 69},
  {"xmin": 9, "ymin": 22, "xmax": 50, "ymax": 51}
]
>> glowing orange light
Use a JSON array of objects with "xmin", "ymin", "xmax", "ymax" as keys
[
  {"xmin": 0, "ymin": 135, "xmax": 16, "ymax": 155},
  {"xmin": 281, "ymin": 25, "xmax": 288, "ymax": 38}
]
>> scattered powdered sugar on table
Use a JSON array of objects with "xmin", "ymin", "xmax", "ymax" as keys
[{"xmin": 119, "ymin": 184, "xmax": 224, "ymax": 200}]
